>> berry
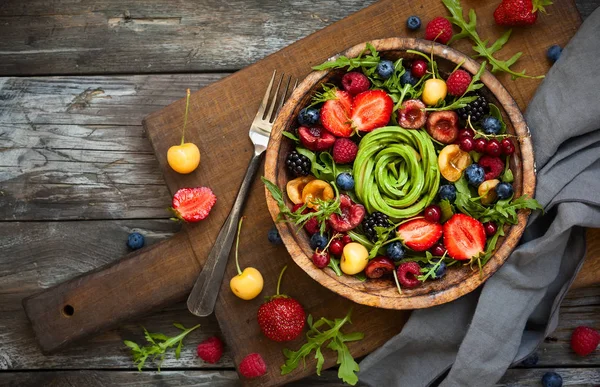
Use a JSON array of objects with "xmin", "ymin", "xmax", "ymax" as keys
[
  {"xmin": 328, "ymin": 194, "xmax": 366, "ymax": 232},
  {"xmin": 341, "ymin": 72, "xmax": 371, "ymax": 95},
  {"xmin": 171, "ymin": 187, "xmax": 217, "ymax": 222},
  {"xmin": 424, "ymin": 17, "xmax": 453, "ymax": 44},
  {"xmin": 474, "ymin": 138, "xmax": 488, "ymax": 153},
  {"xmin": 396, "ymin": 262, "xmax": 421, "ymax": 288},
  {"xmin": 547, "ymin": 44, "xmax": 562, "ymax": 63},
  {"xmin": 336, "ymin": 172, "xmax": 355, "ymax": 191},
  {"xmin": 386, "ymin": 241, "xmax": 406, "ymax": 262},
  {"xmin": 485, "ymin": 139, "xmax": 502, "ymax": 156},
  {"xmin": 362, "ymin": 211, "xmax": 392, "ymax": 242},
  {"xmin": 376, "ymin": 60, "xmax": 394, "ymax": 79},
  {"xmin": 541, "ymin": 372, "xmax": 563, "ymax": 387},
  {"xmin": 365, "ymin": 257, "xmax": 395, "ymax": 279},
  {"xmin": 411, "ymin": 60, "xmax": 428, "ymax": 78},
  {"xmin": 332, "ymin": 138, "xmax": 358, "ymax": 164},
  {"xmin": 320, "ymin": 90, "xmax": 353, "ymax": 137},
  {"xmin": 520, "ymin": 352, "xmax": 539, "ymax": 367},
  {"xmin": 443, "ymin": 214, "xmax": 486, "ymax": 260},
  {"xmin": 285, "ymin": 150, "xmax": 311, "ymax": 177},
  {"xmin": 426, "ymin": 111, "xmax": 459, "ymax": 144},
  {"xmin": 457, "ymin": 94, "xmax": 489, "ymax": 122},
  {"xmin": 268, "ymin": 226, "xmax": 283, "ymax": 245},
  {"xmin": 494, "ymin": 0, "xmax": 543, "ymax": 27},
  {"xmin": 406, "ymin": 15, "xmax": 422, "ymax": 30},
  {"xmin": 430, "ymin": 242, "xmax": 446, "ymax": 257},
  {"xmin": 426, "ymin": 259, "xmax": 447, "ymax": 279},
  {"xmin": 341, "ymin": 234, "xmax": 353, "ymax": 245},
  {"xmin": 258, "ymin": 297, "xmax": 305, "ymax": 342},
  {"xmin": 459, "ymin": 136, "xmax": 474, "ymax": 152},
  {"xmin": 398, "ymin": 99, "xmax": 427, "ymax": 129},
  {"xmin": 304, "ymin": 216, "xmax": 326, "ymax": 235},
  {"xmin": 501, "ymin": 138, "xmax": 515, "ymax": 155},
  {"xmin": 400, "ymin": 71, "xmax": 417, "ymax": 87},
  {"xmin": 424, "ymin": 204, "xmax": 442, "ymax": 223},
  {"xmin": 483, "ymin": 221, "xmax": 498, "ymax": 237},
  {"xmin": 446, "ymin": 70, "xmax": 472, "ymax": 96},
  {"xmin": 312, "ymin": 250, "xmax": 330, "ymax": 268},
  {"xmin": 465, "ymin": 164, "xmax": 485, "ymax": 187},
  {"xmin": 478, "ymin": 155, "xmax": 505, "ymax": 180},
  {"xmin": 438, "ymin": 184, "xmax": 457, "ymax": 202},
  {"xmin": 298, "ymin": 126, "xmax": 336, "ymax": 151},
  {"xmin": 298, "ymin": 107, "xmax": 320, "ymax": 126},
  {"xmin": 481, "ymin": 116, "xmax": 502, "ymax": 135},
  {"xmin": 239, "ymin": 353, "xmax": 267, "ymax": 379},
  {"xmin": 458, "ymin": 128, "xmax": 475, "ymax": 139},
  {"xmin": 127, "ymin": 232, "xmax": 145, "ymax": 250},
  {"xmin": 397, "ymin": 218, "xmax": 443, "ymax": 252},
  {"xmin": 570, "ymin": 326, "xmax": 600, "ymax": 356},
  {"xmin": 310, "ymin": 233, "xmax": 328, "ymax": 250},
  {"xmin": 196, "ymin": 336, "xmax": 224, "ymax": 364},
  {"xmin": 351, "ymin": 90, "xmax": 394, "ymax": 132},
  {"xmin": 495, "ymin": 182, "xmax": 514, "ymax": 199},
  {"xmin": 329, "ymin": 239, "xmax": 344, "ymax": 256}
]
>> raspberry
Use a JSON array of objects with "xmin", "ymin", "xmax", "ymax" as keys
[
  {"xmin": 446, "ymin": 70, "xmax": 472, "ymax": 96},
  {"xmin": 239, "ymin": 353, "xmax": 267, "ymax": 379},
  {"xmin": 478, "ymin": 155, "xmax": 505, "ymax": 180},
  {"xmin": 571, "ymin": 326, "xmax": 600, "ymax": 356},
  {"xmin": 196, "ymin": 336, "xmax": 224, "ymax": 364},
  {"xmin": 396, "ymin": 262, "xmax": 421, "ymax": 288},
  {"xmin": 332, "ymin": 138, "xmax": 358, "ymax": 164},
  {"xmin": 341, "ymin": 72, "xmax": 371, "ymax": 95},
  {"xmin": 304, "ymin": 216, "xmax": 329, "ymax": 235},
  {"xmin": 425, "ymin": 17, "xmax": 453, "ymax": 44}
]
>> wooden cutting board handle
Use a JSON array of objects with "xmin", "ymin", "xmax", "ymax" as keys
[{"xmin": 22, "ymin": 232, "xmax": 201, "ymax": 354}]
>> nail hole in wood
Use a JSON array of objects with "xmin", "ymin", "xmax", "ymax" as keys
[{"xmin": 62, "ymin": 304, "xmax": 74, "ymax": 317}]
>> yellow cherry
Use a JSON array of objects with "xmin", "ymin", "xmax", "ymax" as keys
[
  {"xmin": 167, "ymin": 89, "xmax": 201, "ymax": 174},
  {"xmin": 286, "ymin": 176, "xmax": 315, "ymax": 204},
  {"xmin": 230, "ymin": 217, "xmax": 264, "ymax": 300},
  {"xmin": 478, "ymin": 179, "xmax": 500, "ymax": 205},
  {"xmin": 422, "ymin": 79, "xmax": 447, "ymax": 106},
  {"xmin": 438, "ymin": 144, "xmax": 472, "ymax": 182},
  {"xmin": 340, "ymin": 242, "xmax": 369, "ymax": 275}
]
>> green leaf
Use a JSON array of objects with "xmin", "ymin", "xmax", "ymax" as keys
[
  {"xmin": 124, "ymin": 340, "xmax": 141, "ymax": 352},
  {"xmin": 488, "ymin": 104, "xmax": 507, "ymax": 133},
  {"xmin": 353, "ymin": 272, "xmax": 367, "ymax": 282},
  {"xmin": 502, "ymin": 168, "xmax": 514, "ymax": 183},
  {"xmin": 175, "ymin": 340, "xmax": 182, "ymax": 360},
  {"xmin": 309, "ymin": 84, "xmax": 341, "ymax": 108},
  {"xmin": 440, "ymin": 199, "xmax": 454, "ymax": 223},
  {"xmin": 314, "ymin": 347, "xmax": 325, "ymax": 376},
  {"xmin": 282, "ymin": 131, "xmax": 300, "ymax": 142},
  {"xmin": 313, "ymin": 43, "xmax": 380, "ymax": 72},
  {"xmin": 149, "ymin": 333, "xmax": 169, "ymax": 341},
  {"xmin": 328, "ymin": 257, "xmax": 343, "ymax": 276},
  {"xmin": 173, "ymin": 323, "xmax": 186, "ymax": 330}
]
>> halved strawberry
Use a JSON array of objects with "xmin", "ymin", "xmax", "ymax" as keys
[
  {"xmin": 396, "ymin": 218, "xmax": 443, "ymax": 252},
  {"xmin": 320, "ymin": 90, "xmax": 353, "ymax": 137},
  {"xmin": 350, "ymin": 90, "xmax": 393, "ymax": 132},
  {"xmin": 443, "ymin": 214, "xmax": 486, "ymax": 260},
  {"xmin": 171, "ymin": 187, "xmax": 217, "ymax": 222}
]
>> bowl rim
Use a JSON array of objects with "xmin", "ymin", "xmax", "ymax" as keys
[{"xmin": 264, "ymin": 37, "xmax": 536, "ymax": 310}]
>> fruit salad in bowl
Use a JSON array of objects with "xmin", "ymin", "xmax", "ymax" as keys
[{"xmin": 264, "ymin": 38, "xmax": 540, "ymax": 310}]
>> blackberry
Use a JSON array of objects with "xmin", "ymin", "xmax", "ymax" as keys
[
  {"xmin": 457, "ymin": 94, "xmax": 489, "ymax": 122},
  {"xmin": 362, "ymin": 211, "xmax": 392, "ymax": 242},
  {"xmin": 285, "ymin": 150, "xmax": 311, "ymax": 177}
]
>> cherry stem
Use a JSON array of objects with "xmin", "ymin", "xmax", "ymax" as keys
[
  {"xmin": 393, "ymin": 268, "xmax": 402, "ymax": 294},
  {"xmin": 181, "ymin": 88, "xmax": 191, "ymax": 145},
  {"xmin": 276, "ymin": 265, "xmax": 287, "ymax": 296},
  {"xmin": 234, "ymin": 216, "xmax": 245, "ymax": 275}
]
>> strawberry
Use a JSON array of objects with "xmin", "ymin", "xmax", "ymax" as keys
[
  {"xmin": 171, "ymin": 187, "xmax": 217, "ymax": 222},
  {"xmin": 350, "ymin": 90, "xmax": 393, "ymax": 132},
  {"xmin": 320, "ymin": 90, "xmax": 353, "ymax": 137},
  {"xmin": 239, "ymin": 353, "xmax": 267, "ymax": 378},
  {"xmin": 257, "ymin": 266, "xmax": 305, "ymax": 342},
  {"xmin": 446, "ymin": 70, "xmax": 472, "ymax": 96},
  {"xmin": 443, "ymin": 214, "xmax": 486, "ymax": 260},
  {"xmin": 494, "ymin": 0, "xmax": 552, "ymax": 27},
  {"xmin": 297, "ymin": 126, "xmax": 336, "ymax": 151},
  {"xmin": 196, "ymin": 336, "xmax": 224, "ymax": 364},
  {"xmin": 425, "ymin": 17, "xmax": 453, "ymax": 44},
  {"xmin": 396, "ymin": 218, "xmax": 443, "ymax": 252},
  {"xmin": 571, "ymin": 326, "xmax": 600, "ymax": 356}
]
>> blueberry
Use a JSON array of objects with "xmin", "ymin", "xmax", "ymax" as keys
[
  {"xmin": 438, "ymin": 184, "xmax": 457, "ymax": 202},
  {"xmin": 336, "ymin": 172, "xmax": 355, "ymax": 191},
  {"xmin": 481, "ymin": 116, "xmax": 502, "ymax": 135},
  {"xmin": 406, "ymin": 16, "xmax": 421, "ymax": 31},
  {"xmin": 495, "ymin": 182, "xmax": 514, "ymax": 200},
  {"xmin": 520, "ymin": 352, "xmax": 539, "ymax": 367},
  {"xmin": 426, "ymin": 259, "xmax": 446, "ymax": 279},
  {"xmin": 386, "ymin": 242, "xmax": 405, "ymax": 262},
  {"xmin": 400, "ymin": 71, "xmax": 417, "ymax": 86},
  {"xmin": 310, "ymin": 233, "xmax": 328, "ymax": 250},
  {"xmin": 298, "ymin": 107, "xmax": 320, "ymax": 126},
  {"xmin": 268, "ymin": 226, "xmax": 283, "ymax": 245},
  {"xmin": 376, "ymin": 60, "xmax": 394, "ymax": 79},
  {"xmin": 546, "ymin": 45, "xmax": 562, "ymax": 63},
  {"xmin": 127, "ymin": 232, "xmax": 145, "ymax": 250},
  {"xmin": 465, "ymin": 164, "xmax": 485, "ymax": 187},
  {"xmin": 541, "ymin": 372, "xmax": 563, "ymax": 387}
]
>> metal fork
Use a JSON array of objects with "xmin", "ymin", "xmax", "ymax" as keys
[{"xmin": 187, "ymin": 71, "xmax": 297, "ymax": 317}]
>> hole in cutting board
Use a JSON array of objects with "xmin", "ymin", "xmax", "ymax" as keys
[{"xmin": 62, "ymin": 304, "xmax": 75, "ymax": 317}]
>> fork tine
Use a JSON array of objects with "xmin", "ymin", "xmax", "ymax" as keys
[
  {"xmin": 265, "ymin": 72, "xmax": 284, "ymax": 121},
  {"xmin": 273, "ymin": 75, "xmax": 292, "ymax": 120},
  {"xmin": 255, "ymin": 70, "xmax": 277, "ymax": 119}
]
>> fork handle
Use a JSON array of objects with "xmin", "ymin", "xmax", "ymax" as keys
[{"xmin": 187, "ymin": 152, "xmax": 264, "ymax": 317}]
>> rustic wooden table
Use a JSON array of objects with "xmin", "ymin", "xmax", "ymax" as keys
[{"xmin": 0, "ymin": 1, "xmax": 599, "ymax": 386}]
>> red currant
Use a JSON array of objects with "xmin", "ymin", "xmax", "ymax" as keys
[
  {"xmin": 312, "ymin": 250, "xmax": 330, "ymax": 268},
  {"xmin": 459, "ymin": 137, "xmax": 474, "ymax": 152},
  {"xmin": 501, "ymin": 138, "xmax": 515, "ymax": 155},
  {"xmin": 486, "ymin": 139, "xmax": 502, "ymax": 156},
  {"xmin": 329, "ymin": 239, "xmax": 344, "ymax": 256},
  {"xmin": 424, "ymin": 204, "xmax": 442, "ymax": 223},
  {"xmin": 411, "ymin": 60, "xmax": 428, "ymax": 78},
  {"xmin": 341, "ymin": 234, "xmax": 352, "ymax": 245},
  {"xmin": 430, "ymin": 242, "xmax": 446, "ymax": 257},
  {"xmin": 483, "ymin": 221, "xmax": 498, "ymax": 237},
  {"xmin": 458, "ymin": 128, "xmax": 475, "ymax": 139},
  {"xmin": 474, "ymin": 138, "xmax": 488, "ymax": 153}
]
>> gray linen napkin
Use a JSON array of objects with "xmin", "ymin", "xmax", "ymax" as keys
[{"xmin": 359, "ymin": 8, "xmax": 600, "ymax": 387}]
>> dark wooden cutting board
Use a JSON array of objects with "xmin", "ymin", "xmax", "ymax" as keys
[{"xmin": 23, "ymin": 1, "xmax": 595, "ymax": 386}]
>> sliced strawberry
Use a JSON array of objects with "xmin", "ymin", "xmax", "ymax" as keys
[
  {"xmin": 298, "ymin": 126, "xmax": 336, "ymax": 151},
  {"xmin": 328, "ymin": 194, "xmax": 365, "ymax": 232},
  {"xmin": 171, "ymin": 187, "xmax": 217, "ymax": 222},
  {"xmin": 320, "ymin": 90, "xmax": 353, "ymax": 137},
  {"xmin": 396, "ymin": 218, "xmax": 443, "ymax": 252},
  {"xmin": 350, "ymin": 90, "xmax": 393, "ymax": 132},
  {"xmin": 443, "ymin": 214, "xmax": 486, "ymax": 260},
  {"xmin": 426, "ymin": 111, "xmax": 459, "ymax": 144}
]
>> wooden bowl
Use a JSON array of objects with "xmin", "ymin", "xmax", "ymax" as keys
[{"xmin": 264, "ymin": 38, "xmax": 535, "ymax": 310}]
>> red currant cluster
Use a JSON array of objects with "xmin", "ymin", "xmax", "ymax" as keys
[{"xmin": 456, "ymin": 128, "xmax": 515, "ymax": 156}]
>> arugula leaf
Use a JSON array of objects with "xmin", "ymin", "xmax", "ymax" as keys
[
  {"xmin": 313, "ymin": 43, "xmax": 380, "ymax": 71},
  {"xmin": 417, "ymin": 252, "xmax": 446, "ymax": 282},
  {"xmin": 328, "ymin": 257, "xmax": 343, "ymax": 276},
  {"xmin": 439, "ymin": 199, "xmax": 454, "ymax": 223},
  {"xmin": 308, "ymin": 83, "xmax": 340, "ymax": 108},
  {"xmin": 282, "ymin": 131, "xmax": 300, "ymax": 142},
  {"xmin": 368, "ymin": 225, "xmax": 395, "ymax": 258},
  {"xmin": 480, "ymin": 195, "xmax": 543, "ymax": 224}
]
